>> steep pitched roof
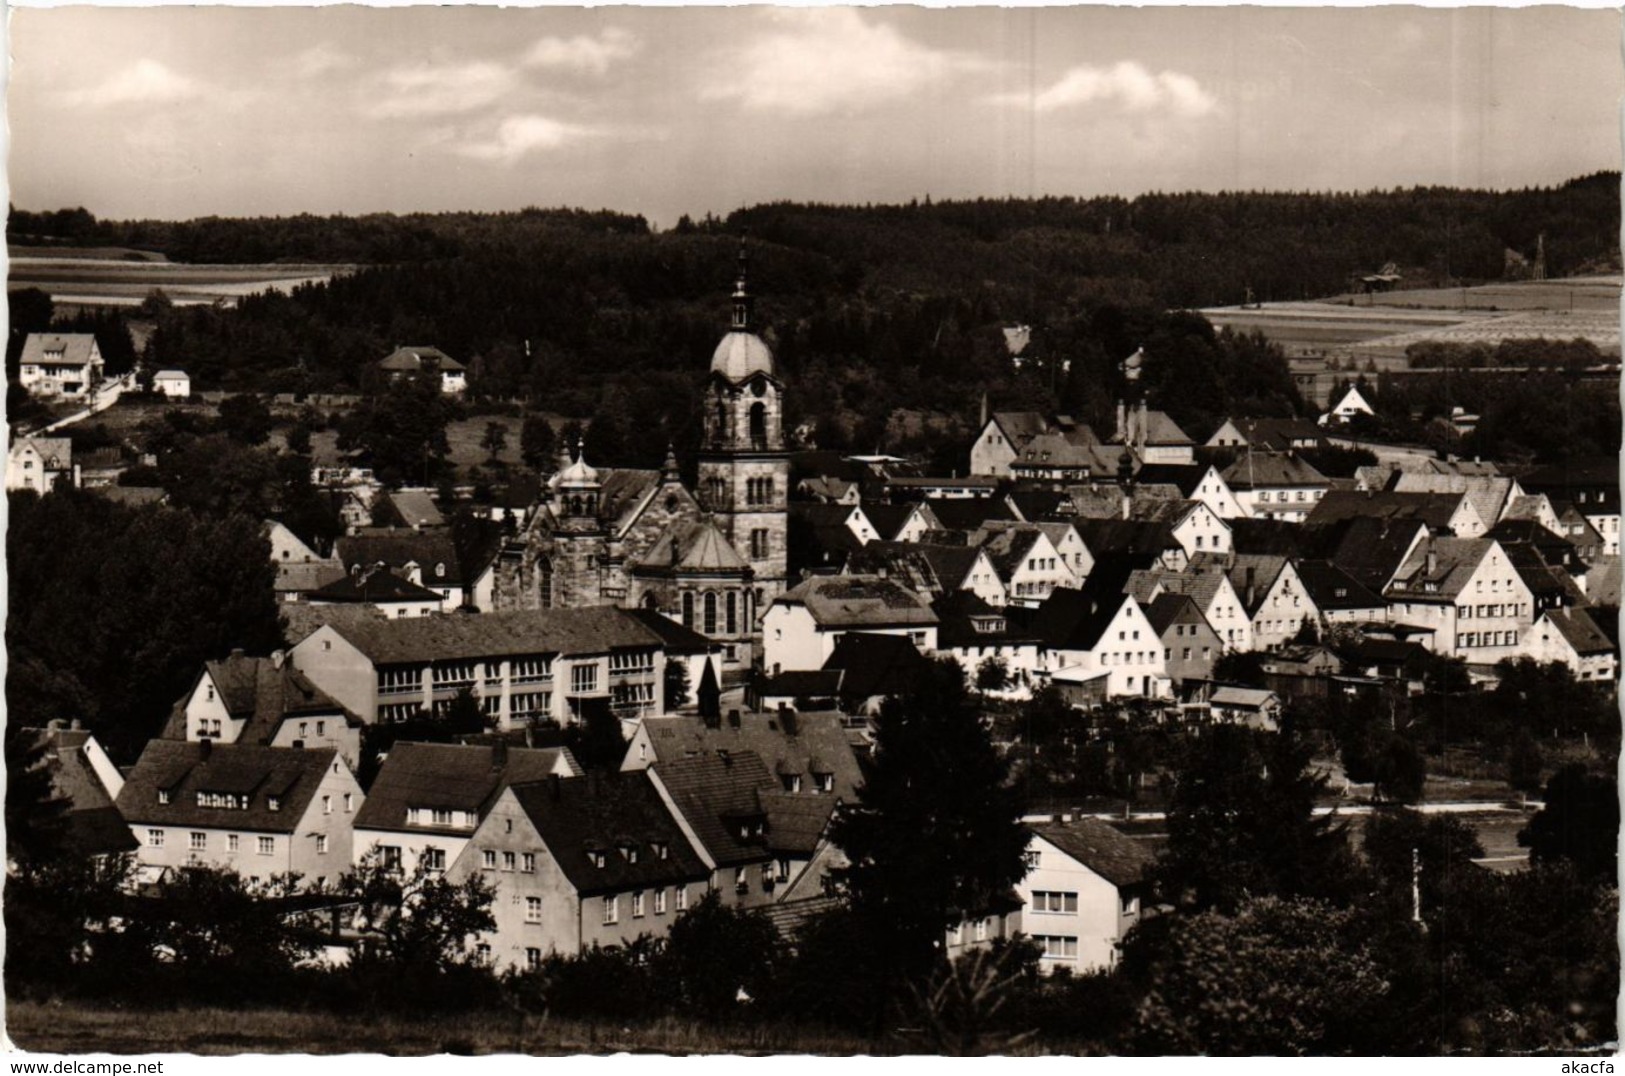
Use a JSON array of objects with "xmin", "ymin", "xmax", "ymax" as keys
[
  {"xmin": 846, "ymin": 542, "xmax": 977, "ymax": 597},
  {"xmin": 1069, "ymin": 517, "xmax": 1178, "ymax": 560},
  {"xmin": 991, "ymin": 411, "xmax": 1049, "ymax": 445},
  {"xmin": 1221, "ymin": 417, "xmax": 1327, "ymax": 452},
  {"xmin": 117, "ymin": 741, "xmax": 342, "ymax": 832},
  {"xmin": 1386, "ymin": 538, "xmax": 1495, "ymax": 602},
  {"xmin": 1192, "ymin": 552, "xmax": 1289, "ymax": 613},
  {"xmin": 621, "ymin": 608, "xmax": 717, "ymax": 654},
  {"xmin": 597, "ymin": 469, "xmax": 664, "ymax": 532},
  {"xmin": 778, "ymin": 575, "xmax": 938, "ymax": 628},
  {"xmin": 922, "ymin": 497, "xmax": 1016, "ymax": 532},
  {"xmin": 383, "ymin": 490, "xmax": 445, "ymax": 529},
  {"xmin": 1143, "ymin": 592, "xmax": 1205, "ymax": 636},
  {"xmin": 1030, "ymin": 575, "xmax": 1135, "ymax": 651},
  {"xmin": 13, "ymin": 436, "xmax": 73, "ymax": 465},
  {"xmin": 1007, "ymin": 489, "xmax": 1072, "ymax": 522},
  {"xmin": 1537, "ymin": 607, "xmax": 1615, "ymax": 656},
  {"xmin": 1125, "ymin": 564, "xmax": 1231, "ymax": 613},
  {"xmin": 639, "ymin": 519, "xmax": 751, "ymax": 574},
  {"xmin": 305, "ymin": 604, "xmax": 672, "ymax": 665},
  {"xmin": 1029, "ymin": 818, "xmax": 1155, "ymax": 889},
  {"xmin": 653, "ymin": 750, "xmax": 777, "ymax": 867},
  {"xmin": 823, "ymin": 632, "xmax": 935, "ymax": 701},
  {"xmin": 379, "ymin": 345, "xmax": 465, "ymax": 373},
  {"xmin": 858, "ymin": 502, "xmax": 915, "ymax": 542},
  {"xmin": 1308, "ymin": 490, "xmax": 1468, "ymax": 534},
  {"xmin": 310, "ymin": 569, "xmax": 445, "ymax": 605},
  {"xmin": 509, "ymin": 771, "xmax": 709, "ymax": 897},
  {"xmin": 191, "ymin": 653, "xmax": 359, "ymax": 745},
  {"xmin": 932, "ymin": 590, "xmax": 1044, "ymax": 649},
  {"xmin": 1129, "ymin": 464, "xmax": 1206, "ymax": 498},
  {"xmin": 20, "ymin": 333, "xmax": 99, "ymax": 367},
  {"xmin": 637, "ymin": 711, "xmax": 862, "ymax": 802},
  {"xmin": 1293, "ymin": 561, "xmax": 1386, "ymax": 611},
  {"xmin": 336, "ymin": 532, "xmax": 463, "ymax": 587},
  {"xmin": 1227, "ymin": 518, "xmax": 1310, "ymax": 556},
  {"xmin": 1390, "ymin": 473, "xmax": 1516, "ymax": 530},
  {"xmin": 1013, "ymin": 433, "xmax": 1122, "ymax": 474},
  {"xmin": 19, "ymin": 727, "xmax": 138, "ymax": 857},
  {"xmin": 354, "ymin": 742, "xmax": 581, "ymax": 835},
  {"xmin": 1222, "ymin": 452, "xmax": 1329, "ymax": 490}
]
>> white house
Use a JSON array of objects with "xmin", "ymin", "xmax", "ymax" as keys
[
  {"xmin": 1384, "ymin": 538, "xmax": 1536, "ymax": 664},
  {"xmin": 1223, "ymin": 452, "xmax": 1330, "ymax": 522},
  {"xmin": 969, "ymin": 411, "xmax": 1050, "ymax": 478},
  {"xmin": 1129, "ymin": 562, "xmax": 1254, "ymax": 653},
  {"xmin": 161, "ymin": 649, "xmax": 363, "ymax": 769},
  {"xmin": 761, "ymin": 574, "xmax": 939, "ymax": 675},
  {"xmin": 379, "ymin": 346, "xmax": 466, "ymax": 394},
  {"xmin": 7, "ymin": 437, "xmax": 75, "ymax": 493},
  {"xmin": 1320, "ymin": 384, "xmax": 1376, "ymax": 426},
  {"xmin": 19, "ymin": 333, "xmax": 103, "ymax": 398},
  {"xmin": 1035, "ymin": 586, "xmax": 1168, "ymax": 701},
  {"xmin": 153, "ymin": 369, "xmax": 191, "ymax": 398},
  {"xmin": 1016, "ymin": 819, "xmax": 1156, "ymax": 974},
  {"xmin": 1527, "ymin": 607, "xmax": 1618, "ymax": 682},
  {"xmin": 977, "ymin": 525, "xmax": 1079, "ymax": 608}
]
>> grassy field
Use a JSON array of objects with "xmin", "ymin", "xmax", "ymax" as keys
[
  {"xmin": 4, "ymin": 1002, "xmax": 909, "ymax": 1056},
  {"xmin": 9, "ymin": 256, "xmax": 355, "ymax": 309}
]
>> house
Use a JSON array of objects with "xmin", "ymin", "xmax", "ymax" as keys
[
  {"xmin": 1016, "ymin": 819, "xmax": 1156, "ymax": 974},
  {"xmin": 1069, "ymin": 517, "xmax": 1187, "ymax": 573},
  {"xmin": 1132, "ymin": 463, "xmax": 1250, "ymax": 520},
  {"xmin": 885, "ymin": 476, "xmax": 1002, "ymax": 501},
  {"xmin": 15, "ymin": 723, "xmax": 137, "ymax": 862},
  {"xmin": 116, "ymin": 740, "xmax": 364, "ymax": 889},
  {"xmin": 449, "ymin": 771, "xmax": 710, "ymax": 971},
  {"xmin": 7, "ymin": 437, "xmax": 75, "ymax": 493},
  {"xmin": 352, "ymin": 741, "xmax": 581, "ymax": 876},
  {"xmin": 1307, "ymin": 489, "xmax": 1484, "ymax": 539},
  {"xmin": 1126, "ymin": 563, "xmax": 1254, "ymax": 653},
  {"xmin": 1206, "ymin": 417, "xmax": 1327, "ymax": 454},
  {"xmin": 1499, "ymin": 493, "xmax": 1564, "ymax": 539},
  {"xmin": 19, "ymin": 333, "xmax": 103, "ymax": 398},
  {"xmin": 844, "ymin": 541, "xmax": 1007, "ymax": 608},
  {"xmin": 1388, "ymin": 473, "xmax": 1521, "ymax": 536},
  {"xmin": 821, "ymin": 631, "xmax": 937, "ymax": 714},
  {"xmin": 974, "ymin": 524, "xmax": 1079, "ymax": 607},
  {"xmin": 1202, "ymin": 553, "xmax": 1317, "ymax": 651},
  {"xmin": 1293, "ymin": 561, "xmax": 1388, "ymax": 631},
  {"xmin": 909, "ymin": 496, "xmax": 1018, "ymax": 538},
  {"xmin": 377, "ymin": 489, "xmax": 446, "ymax": 531},
  {"xmin": 1033, "ymin": 571, "xmax": 1167, "ymax": 701},
  {"xmin": 1010, "ymin": 434, "xmax": 1125, "ymax": 485},
  {"xmin": 621, "ymin": 710, "xmax": 862, "ymax": 801},
  {"xmin": 1112, "ymin": 401, "xmax": 1196, "ymax": 466},
  {"xmin": 1384, "ymin": 538, "xmax": 1534, "ymax": 663},
  {"xmin": 644, "ymin": 750, "xmax": 783, "ymax": 908},
  {"xmin": 153, "ymin": 369, "xmax": 191, "ymax": 398},
  {"xmin": 1517, "ymin": 459, "xmax": 1620, "ymax": 556},
  {"xmin": 1527, "ymin": 607, "xmax": 1618, "ymax": 682},
  {"xmin": 159, "ymin": 649, "xmax": 364, "ymax": 769},
  {"xmin": 336, "ymin": 532, "xmax": 466, "ymax": 607},
  {"xmin": 1320, "ymin": 384, "xmax": 1376, "ymax": 426},
  {"xmin": 1222, "ymin": 452, "xmax": 1330, "ymax": 522},
  {"xmin": 1206, "ymin": 686, "xmax": 1283, "ymax": 731},
  {"xmin": 970, "ymin": 411, "xmax": 1051, "ymax": 477},
  {"xmin": 762, "ymin": 575, "xmax": 938, "ymax": 675},
  {"xmin": 308, "ymin": 566, "xmax": 447, "ymax": 619},
  {"xmin": 288, "ymin": 604, "xmax": 685, "ymax": 728},
  {"xmin": 932, "ymin": 591, "xmax": 1045, "ymax": 698},
  {"xmin": 1142, "ymin": 593, "xmax": 1221, "ymax": 686},
  {"xmin": 792, "ymin": 503, "xmax": 881, "ymax": 546},
  {"xmin": 379, "ymin": 345, "xmax": 467, "ymax": 394}
]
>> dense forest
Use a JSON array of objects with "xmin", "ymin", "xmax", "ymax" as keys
[{"xmin": 10, "ymin": 173, "xmax": 1619, "ymax": 467}]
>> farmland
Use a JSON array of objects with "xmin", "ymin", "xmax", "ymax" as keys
[{"xmin": 8, "ymin": 252, "xmax": 355, "ymax": 313}]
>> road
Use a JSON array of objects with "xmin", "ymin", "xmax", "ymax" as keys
[{"xmin": 26, "ymin": 372, "xmax": 138, "ymax": 436}]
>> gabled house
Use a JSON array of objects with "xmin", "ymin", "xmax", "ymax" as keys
[
  {"xmin": 1112, "ymin": 401, "xmax": 1196, "ymax": 465},
  {"xmin": 309, "ymin": 566, "xmax": 447, "ymax": 619},
  {"xmin": 1127, "ymin": 563, "xmax": 1254, "ymax": 653},
  {"xmin": 1069, "ymin": 517, "xmax": 1186, "ymax": 573},
  {"xmin": 762, "ymin": 575, "xmax": 938, "ymax": 675},
  {"xmin": 16, "ymin": 723, "xmax": 136, "ymax": 862},
  {"xmin": 1016, "ymin": 819, "xmax": 1156, "ymax": 974},
  {"xmin": 1384, "ymin": 538, "xmax": 1534, "ymax": 664},
  {"xmin": 792, "ymin": 503, "xmax": 882, "ymax": 546},
  {"xmin": 1033, "ymin": 572, "xmax": 1167, "ymax": 701},
  {"xmin": 1293, "ymin": 561, "xmax": 1388, "ymax": 631},
  {"xmin": 932, "ymin": 591, "xmax": 1045, "ymax": 698},
  {"xmin": 1389, "ymin": 473, "xmax": 1521, "ymax": 536},
  {"xmin": 116, "ymin": 740, "xmax": 363, "ymax": 888},
  {"xmin": 1142, "ymin": 593, "xmax": 1221, "ymax": 686},
  {"xmin": 160, "ymin": 649, "xmax": 364, "ymax": 769},
  {"xmin": 378, "ymin": 345, "xmax": 466, "ymax": 394},
  {"xmin": 1307, "ymin": 489, "xmax": 1483, "ymax": 539},
  {"xmin": 7, "ymin": 436, "xmax": 75, "ymax": 493},
  {"xmin": 1528, "ymin": 607, "xmax": 1618, "ymax": 682},
  {"xmin": 1213, "ymin": 553, "xmax": 1317, "ymax": 651},
  {"xmin": 352, "ymin": 741, "xmax": 581, "ymax": 875},
  {"xmin": 970, "ymin": 411, "xmax": 1051, "ymax": 477},
  {"xmin": 621, "ymin": 711, "xmax": 862, "ymax": 800},
  {"xmin": 1222, "ymin": 452, "xmax": 1330, "ymax": 522},
  {"xmin": 336, "ymin": 531, "xmax": 466, "ymax": 607},
  {"xmin": 973, "ymin": 524, "xmax": 1078, "ymax": 607},
  {"xmin": 821, "ymin": 631, "xmax": 937, "ymax": 714},
  {"xmin": 1132, "ymin": 463, "xmax": 1249, "ymax": 520},
  {"xmin": 1206, "ymin": 417, "xmax": 1327, "ymax": 454},
  {"xmin": 644, "ymin": 751, "xmax": 781, "ymax": 907},
  {"xmin": 845, "ymin": 541, "xmax": 1007, "ymax": 608},
  {"xmin": 1320, "ymin": 384, "xmax": 1375, "ymax": 426},
  {"xmin": 449, "ymin": 771, "xmax": 710, "ymax": 971},
  {"xmin": 19, "ymin": 333, "xmax": 103, "ymax": 398},
  {"xmin": 1010, "ymin": 434, "xmax": 1125, "ymax": 485},
  {"xmin": 153, "ymin": 369, "xmax": 191, "ymax": 398},
  {"xmin": 377, "ymin": 489, "xmax": 446, "ymax": 531},
  {"xmin": 1517, "ymin": 459, "xmax": 1620, "ymax": 556}
]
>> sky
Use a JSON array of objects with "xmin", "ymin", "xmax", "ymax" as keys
[{"xmin": 7, "ymin": 5, "xmax": 1622, "ymax": 228}]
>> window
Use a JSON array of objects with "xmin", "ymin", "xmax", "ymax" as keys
[
  {"xmin": 949, "ymin": 922, "xmax": 964, "ymax": 946},
  {"xmin": 258, "ymin": 836, "xmax": 275, "ymax": 856},
  {"xmin": 602, "ymin": 895, "xmax": 619, "ymax": 925},
  {"xmin": 750, "ymin": 529, "xmax": 769, "ymax": 559},
  {"xmin": 526, "ymin": 947, "xmax": 542, "ymax": 971},
  {"xmin": 1122, "ymin": 894, "xmax": 1141, "ymax": 916},
  {"xmin": 503, "ymin": 851, "xmax": 517, "ymax": 872},
  {"xmin": 654, "ymin": 888, "xmax": 668, "ymax": 915},
  {"xmin": 228, "ymin": 834, "xmax": 240, "ymax": 853},
  {"xmin": 974, "ymin": 919, "xmax": 989, "ymax": 942},
  {"xmin": 159, "ymin": 790, "xmax": 171, "ymax": 805},
  {"xmin": 703, "ymin": 592, "xmax": 718, "ymax": 635},
  {"xmin": 268, "ymin": 796, "xmax": 282, "ymax": 812},
  {"xmin": 475, "ymin": 943, "xmax": 491, "ymax": 963},
  {"xmin": 676, "ymin": 886, "xmax": 688, "ymax": 911},
  {"xmin": 316, "ymin": 835, "xmax": 329, "ymax": 855},
  {"xmin": 571, "ymin": 664, "xmax": 599, "ymax": 694},
  {"xmin": 726, "ymin": 592, "xmax": 738, "ymax": 635},
  {"xmin": 344, "ymin": 794, "xmax": 354, "ymax": 813},
  {"xmin": 432, "ymin": 808, "xmax": 453, "ymax": 826},
  {"xmin": 632, "ymin": 891, "xmax": 646, "ymax": 918},
  {"xmin": 189, "ymin": 831, "xmax": 206, "ymax": 851},
  {"xmin": 1032, "ymin": 891, "xmax": 1079, "ymax": 914},
  {"xmin": 422, "ymin": 847, "xmax": 446, "ymax": 872},
  {"xmin": 1035, "ymin": 935, "xmax": 1080, "ymax": 960},
  {"xmin": 522, "ymin": 853, "xmax": 536, "ymax": 873},
  {"xmin": 817, "ymin": 773, "xmax": 834, "ymax": 793},
  {"xmin": 381, "ymin": 846, "xmax": 403, "ymax": 871},
  {"xmin": 483, "ymin": 850, "xmax": 498, "ymax": 870},
  {"xmin": 323, "ymin": 795, "xmax": 332, "ymax": 815},
  {"xmin": 526, "ymin": 896, "xmax": 543, "ymax": 923}
]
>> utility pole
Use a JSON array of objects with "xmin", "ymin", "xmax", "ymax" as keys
[{"xmin": 1410, "ymin": 846, "xmax": 1425, "ymax": 932}]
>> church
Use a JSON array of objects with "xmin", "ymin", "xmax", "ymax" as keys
[{"xmin": 489, "ymin": 247, "xmax": 789, "ymax": 682}]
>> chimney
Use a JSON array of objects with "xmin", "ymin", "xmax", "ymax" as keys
[
  {"xmin": 69, "ymin": 718, "xmax": 81, "ymax": 731},
  {"xmin": 271, "ymin": 649, "xmax": 286, "ymax": 670},
  {"xmin": 779, "ymin": 704, "xmax": 798, "ymax": 737},
  {"xmin": 198, "ymin": 738, "xmax": 213, "ymax": 762},
  {"xmin": 550, "ymin": 773, "xmax": 562, "ymax": 800},
  {"xmin": 1115, "ymin": 400, "xmax": 1127, "ymax": 443},
  {"xmin": 491, "ymin": 741, "xmax": 509, "ymax": 770},
  {"xmin": 230, "ymin": 648, "xmax": 245, "ymax": 660},
  {"xmin": 1426, "ymin": 548, "xmax": 1437, "ymax": 577}
]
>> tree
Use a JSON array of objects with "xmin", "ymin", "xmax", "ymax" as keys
[
  {"xmin": 1129, "ymin": 896, "xmax": 1390, "ymax": 1055},
  {"xmin": 1155, "ymin": 726, "xmax": 1357, "ymax": 912},
  {"xmin": 284, "ymin": 420, "xmax": 314, "ymax": 457},
  {"xmin": 520, "ymin": 414, "xmax": 557, "ymax": 470},
  {"xmin": 481, "ymin": 421, "xmax": 508, "ymax": 463},
  {"xmin": 657, "ymin": 892, "xmax": 787, "ymax": 1016},
  {"xmin": 443, "ymin": 687, "xmax": 487, "ymax": 735},
  {"xmin": 975, "ymin": 655, "xmax": 1011, "ymax": 694},
  {"xmin": 342, "ymin": 849, "xmax": 497, "ymax": 970},
  {"xmin": 1370, "ymin": 734, "xmax": 1426, "ymax": 805},
  {"xmin": 663, "ymin": 658, "xmax": 690, "ymax": 711},
  {"xmin": 216, "ymin": 394, "xmax": 274, "ymax": 446},
  {"xmin": 1505, "ymin": 727, "xmax": 1543, "ymax": 796},
  {"xmin": 1519, "ymin": 764, "xmax": 1618, "ymax": 880},
  {"xmin": 337, "ymin": 377, "xmax": 454, "ymax": 487},
  {"xmin": 1359, "ymin": 808, "xmax": 1482, "ymax": 918},
  {"xmin": 828, "ymin": 659, "xmax": 1029, "ymax": 988}
]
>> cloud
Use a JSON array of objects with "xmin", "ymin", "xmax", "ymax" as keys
[
  {"xmin": 700, "ymin": 9, "xmax": 984, "ymax": 116},
  {"xmin": 292, "ymin": 43, "xmax": 357, "ymax": 80},
  {"xmin": 364, "ymin": 62, "xmax": 517, "ymax": 119},
  {"xmin": 61, "ymin": 59, "xmax": 201, "ymax": 108},
  {"xmin": 998, "ymin": 61, "xmax": 1218, "ymax": 118},
  {"xmin": 523, "ymin": 27, "xmax": 639, "ymax": 75},
  {"xmin": 453, "ymin": 114, "xmax": 593, "ymax": 162}
]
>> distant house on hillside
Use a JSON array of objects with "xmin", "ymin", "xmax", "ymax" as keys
[
  {"xmin": 153, "ymin": 369, "xmax": 191, "ymax": 398},
  {"xmin": 378, "ymin": 346, "xmax": 466, "ymax": 395},
  {"xmin": 1320, "ymin": 385, "xmax": 1376, "ymax": 427},
  {"xmin": 7, "ymin": 437, "xmax": 75, "ymax": 493},
  {"xmin": 19, "ymin": 333, "xmax": 103, "ymax": 398}
]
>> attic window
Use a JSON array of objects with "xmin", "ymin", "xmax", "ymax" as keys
[
  {"xmin": 621, "ymin": 844, "xmax": 639, "ymax": 864},
  {"xmin": 589, "ymin": 851, "xmax": 607, "ymax": 869},
  {"xmin": 159, "ymin": 790, "xmax": 171, "ymax": 805},
  {"xmin": 652, "ymin": 841, "xmax": 668, "ymax": 861},
  {"xmin": 1334, "ymin": 587, "xmax": 1348, "ymax": 599},
  {"xmin": 268, "ymin": 795, "xmax": 282, "ymax": 812},
  {"xmin": 435, "ymin": 562, "xmax": 446, "ymax": 578}
]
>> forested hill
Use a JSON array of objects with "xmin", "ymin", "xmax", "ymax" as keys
[{"xmin": 11, "ymin": 174, "xmax": 1619, "ymax": 467}]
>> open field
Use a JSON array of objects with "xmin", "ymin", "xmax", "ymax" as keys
[
  {"xmin": 8, "ymin": 256, "xmax": 355, "ymax": 309},
  {"xmin": 9, "ymin": 245, "xmax": 170, "ymax": 262},
  {"xmin": 5, "ymin": 1002, "xmax": 896, "ymax": 1056}
]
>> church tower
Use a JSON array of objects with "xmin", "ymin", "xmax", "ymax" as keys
[
  {"xmin": 697, "ymin": 241, "xmax": 789, "ymax": 628},
  {"xmin": 549, "ymin": 438, "xmax": 606, "ymax": 608}
]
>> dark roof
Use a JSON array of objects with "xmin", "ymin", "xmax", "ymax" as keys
[
  {"xmin": 622, "ymin": 608, "xmax": 718, "ymax": 654},
  {"xmin": 336, "ymin": 532, "xmax": 464, "ymax": 587},
  {"xmin": 1222, "ymin": 452, "xmax": 1328, "ymax": 490},
  {"xmin": 1142, "ymin": 592, "xmax": 1205, "ymax": 636},
  {"xmin": 637, "ymin": 711, "xmax": 863, "ymax": 802},
  {"xmin": 1227, "ymin": 518, "xmax": 1310, "ymax": 556},
  {"xmin": 116, "ymin": 741, "xmax": 342, "ymax": 832},
  {"xmin": 1304, "ymin": 516, "xmax": 1428, "ymax": 592},
  {"xmin": 183, "ymin": 653, "xmax": 358, "ymax": 745},
  {"xmin": 1221, "ymin": 417, "xmax": 1328, "ymax": 452},
  {"xmin": 19, "ymin": 727, "xmax": 139, "ymax": 857},
  {"xmin": 778, "ymin": 575, "xmax": 938, "ymax": 628},
  {"xmin": 847, "ymin": 541, "xmax": 981, "ymax": 597},
  {"xmin": 379, "ymin": 345, "xmax": 465, "ymax": 373},
  {"xmin": 1537, "ymin": 607, "xmax": 1616, "ymax": 656},
  {"xmin": 1307, "ymin": 490, "xmax": 1464, "ymax": 533},
  {"xmin": 1129, "ymin": 464, "xmax": 1205, "ymax": 498},
  {"xmin": 756, "ymin": 792, "xmax": 838, "ymax": 856},
  {"xmin": 652, "ymin": 750, "xmax": 776, "ymax": 867},
  {"xmin": 991, "ymin": 411, "xmax": 1050, "ymax": 444},
  {"xmin": 823, "ymin": 632, "xmax": 934, "ymax": 701},
  {"xmin": 597, "ymin": 469, "xmax": 663, "ymax": 530},
  {"xmin": 1486, "ymin": 520, "xmax": 1579, "ymax": 564},
  {"xmin": 859, "ymin": 503, "xmax": 916, "ymax": 541},
  {"xmin": 310, "ymin": 569, "xmax": 445, "ymax": 605},
  {"xmin": 300, "ymin": 605, "xmax": 673, "ymax": 665},
  {"xmin": 787, "ymin": 523, "xmax": 862, "ymax": 576},
  {"xmin": 753, "ymin": 670, "xmax": 844, "ymax": 698},
  {"xmin": 1007, "ymin": 489, "xmax": 1072, "ymax": 522},
  {"xmin": 1069, "ymin": 517, "xmax": 1178, "ymax": 559},
  {"xmin": 1293, "ymin": 561, "xmax": 1386, "ymax": 611},
  {"xmin": 1029, "ymin": 818, "xmax": 1156, "ymax": 888},
  {"xmin": 932, "ymin": 590, "xmax": 1043, "ymax": 649},
  {"xmin": 756, "ymin": 894, "xmax": 843, "ymax": 941},
  {"xmin": 1030, "ymin": 574, "xmax": 1135, "ymax": 651},
  {"xmin": 353, "ymin": 741, "xmax": 581, "ymax": 835},
  {"xmin": 1513, "ymin": 458, "xmax": 1618, "ymax": 496},
  {"xmin": 509, "ymin": 771, "xmax": 709, "ymax": 897},
  {"xmin": 924, "ymin": 497, "xmax": 1015, "ymax": 532},
  {"xmin": 791, "ymin": 503, "xmax": 862, "ymax": 529}
]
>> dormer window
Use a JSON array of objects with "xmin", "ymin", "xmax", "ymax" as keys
[
  {"xmin": 652, "ymin": 841, "xmax": 668, "ymax": 861},
  {"xmin": 620, "ymin": 843, "xmax": 639, "ymax": 864},
  {"xmin": 159, "ymin": 790, "xmax": 171, "ymax": 805},
  {"xmin": 268, "ymin": 795, "xmax": 282, "ymax": 812},
  {"xmin": 588, "ymin": 850, "xmax": 607, "ymax": 869},
  {"xmin": 816, "ymin": 773, "xmax": 835, "ymax": 794}
]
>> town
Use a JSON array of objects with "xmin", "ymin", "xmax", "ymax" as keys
[{"xmin": 5, "ymin": 5, "xmax": 1621, "ymax": 1059}]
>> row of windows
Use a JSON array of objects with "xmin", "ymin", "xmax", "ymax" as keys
[
  {"xmin": 597, "ymin": 886, "xmax": 689, "ymax": 925},
  {"xmin": 682, "ymin": 591, "xmax": 741, "ymax": 636},
  {"xmin": 1030, "ymin": 890, "xmax": 1079, "ymax": 914},
  {"xmin": 1167, "ymin": 646, "xmax": 1212, "ymax": 662},
  {"xmin": 1458, "ymin": 631, "xmax": 1519, "ymax": 648},
  {"xmin": 408, "ymin": 807, "xmax": 477, "ymax": 829},
  {"xmin": 608, "ymin": 651, "xmax": 655, "ymax": 674},
  {"xmin": 744, "ymin": 477, "xmax": 777, "ymax": 506},
  {"xmin": 482, "ymin": 850, "xmax": 538, "ymax": 873},
  {"xmin": 1026, "ymin": 557, "xmax": 1059, "ymax": 572},
  {"xmin": 151, "ymin": 829, "xmax": 281, "ymax": 856},
  {"xmin": 1458, "ymin": 603, "xmax": 1526, "ymax": 620},
  {"xmin": 1255, "ymin": 489, "xmax": 1323, "ymax": 503},
  {"xmin": 1103, "ymin": 651, "xmax": 1156, "ymax": 666}
]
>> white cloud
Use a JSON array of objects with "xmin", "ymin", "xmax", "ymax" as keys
[
  {"xmin": 997, "ymin": 61, "xmax": 1218, "ymax": 118},
  {"xmin": 454, "ymin": 114, "xmax": 592, "ymax": 163},
  {"xmin": 364, "ymin": 62, "xmax": 516, "ymax": 119},
  {"xmin": 61, "ymin": 59, "xmax": 201, "ymax": 108},
  {"xmin": 292, "ymin": 43, "xmax": 357, "ymax": 80},
  {"xmin": 523, "ymin": 27, "xmax": 639, "ymax": 75},
  {"xmin": 700, "ymin": 9, "xmax": 984, "ymax": 116}
]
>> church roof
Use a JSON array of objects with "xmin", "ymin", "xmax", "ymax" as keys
[
  {"xmin": 640, "ymin": 520, "xmax": 751, "ymax": 574},
  {"xmin": 711, "ymin": 331, "xmax": 776, "ymax": 383}
]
